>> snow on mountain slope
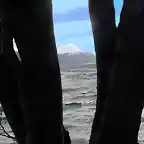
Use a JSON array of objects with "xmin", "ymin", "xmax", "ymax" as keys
[{"xmin": 57, "ymin": 43, "xmax": 81, "ymax": 54}]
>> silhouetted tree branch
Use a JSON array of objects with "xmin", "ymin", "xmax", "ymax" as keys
[{"xmin": 0, "ymin": 107, "xmax": 16, "ymax": 142}]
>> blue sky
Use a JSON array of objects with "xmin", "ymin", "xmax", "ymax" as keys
[{"xmin": 52, "ymin": 0, "xmax": 123, "ymax": 52}]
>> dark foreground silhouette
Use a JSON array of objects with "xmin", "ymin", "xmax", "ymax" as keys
[
  {"xmin": 89, "ymin": 0, "xmax": 144, "ymax": 144},
  {"xmin": 0, "ymin": 0, "xmax": 144, "ymax": 144},
  {"xmin": 0, "ymin": 42, "xmax": 71, "ymax": 144},
  {"xmin": 0, "ymin": 0, "xmax": 70, "ymax": 144}
]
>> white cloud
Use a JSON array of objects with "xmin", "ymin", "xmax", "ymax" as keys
[{"xmin": 57, "ymin": 43, "xmax": 81, "ymax": 54}]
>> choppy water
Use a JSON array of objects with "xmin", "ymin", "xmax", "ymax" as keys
[
  {"xmin": 61, "ymin": 68, "xmax": 144, "ymax": 143},
  {"xmin": 1, "ymin": 67, "xmax": 144, "ymax": 143},
  {"xmin": 62, "ymin": 69, "xmax": 97, "ymax": 140}
]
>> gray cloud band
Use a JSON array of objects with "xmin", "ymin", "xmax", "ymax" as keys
[{"xmin": 53, "ymin": 7, "xmax": 89, "ymax": 23}]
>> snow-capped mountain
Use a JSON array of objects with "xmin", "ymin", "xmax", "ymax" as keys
[
  {"xmin": 57, "ymin": 44, "xmax": 96, "ymax": 70},
  {"xmin": 57, "ymin": 43, "xmax": 81, "ymax": 55}
]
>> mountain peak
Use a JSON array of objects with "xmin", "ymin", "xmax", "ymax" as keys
[{"xmin": 57, "ymin": 43, "xmax": 81, "ymax": 54}]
